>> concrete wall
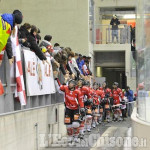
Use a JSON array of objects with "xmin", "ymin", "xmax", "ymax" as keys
[
  {"xmin": 0, "ymin": 0, "xmax": 89, "ymax": 55},
  {"xmin": 0, "ymin": 103, "xmax": 66, "ymax": 150}
]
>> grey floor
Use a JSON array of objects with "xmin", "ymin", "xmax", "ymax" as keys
[{"xmin": 41, "ymin": 118, "xmax": 135, "ymax": 150}]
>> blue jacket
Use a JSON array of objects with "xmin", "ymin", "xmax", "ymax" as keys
[
  {"xmin": 125, "ymin": 90, "xmax": 133, "ymax": 102},
  {"xmin": 1, "ymin": 13, "xmax": 14, "ymax": 29},
  {"xmin": 76, "ymin": 58, "xmax": 84, "ymax": 74}
]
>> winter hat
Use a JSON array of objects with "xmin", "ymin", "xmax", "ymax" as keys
[{"xmin": 13, "ymin": 10, "xmax": 23, "ymax": 24}]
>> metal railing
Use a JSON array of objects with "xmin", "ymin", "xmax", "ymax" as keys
[{"xmin": 93, "ymin": 24, "xmax": 131, "ymax": 44}]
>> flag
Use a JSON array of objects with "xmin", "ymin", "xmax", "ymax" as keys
[{"xmin": 11, "ymin": 26, "xmax": 26, "ymax": 105}]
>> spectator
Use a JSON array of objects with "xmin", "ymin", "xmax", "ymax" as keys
[
  {"xmin": 39, "ymin": 35, "xmax": 53, "ymax": 55},
  {"xmin": 27, "ymin": 25, "xmax": 47, "ymax": 62},
  {"xmin": 71, "ymin": 53, "xmax": 81, "ymax": 79},
  {"xmin": 59, "ymin": 50, "xmax": 68, "ymax": 76},
  {"xmin": 53, "ymin": 43, "xmax": 61, "ymax": 55},
  {"xmin": 39, "ymin": 35, "xmax": 59, "ymax": 68},
  {"xmin": 54, "ymin": 43, "xmax": 60, "ymax": 47},
  {"xmin": 67, "ymin": 51, "xmax": 80, "ymax": 79},
  {"xmin": 76, "ymin": 54, "xmax": 84, "ymax": 74},
  {"xmin": 0, "ymin": 10, "xmax": 23, "ymax": 65},
  {"xmin": 82, "ymin": 59, "xmax": 89, "ymax": 76},
  {"xmin": 125, "ymin": 86, "xmax": 134, "ymax": 117},
  {"xmin": 110, "ymin": 14, "xmax": 120, "ymax": 43},
  {"xmin": 19, "ymin": 23, "xmax": 31, "ymax": 47},
  {"xmin": 74, "ymin": 53, "xmax": 79, "ymax": 60},
  {"xmin": 66, "ymin": 51, "xmax": 75, "ymax": 78},
  {"xmin": 61, "ymin": 49, "xmax": 75, "ymax": 78},
  {"xmin": 87, "ymin": 56, "xmax": 92, "ymax": 75},
  {"xmin": 43, "ymin": 35, "xmax": 53, "ymax": 54},
  {"xmin": 36, "ymin": 28, "xmax": 41, "ymax": 45},
  {"xmin": 54, "ymin": 43, "xmax": 60, "ymax": 49},
  {"xmin": 52, "ymin": 52, "xmax": 61, "ymax": 73}
]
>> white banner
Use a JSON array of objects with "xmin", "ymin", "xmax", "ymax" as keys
[{"xmin": 23, "ymin": 49, "xmax": 56, "ymax": 96}]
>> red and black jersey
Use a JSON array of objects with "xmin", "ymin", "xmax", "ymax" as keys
[
  {"xmin": 76, "ymin": 86, "xmax": 91, "ymax": 99},
  {"xmin": 112, "ymin": 88, "xmax": 123, "ymax": 104},
  {"xmin": 99, "ymin": 87, "xmax": 112, "ymax": 97},
  {"xmin": 60, "ymin": 85, "xmax": 84, "ymax": 110},
  {"xmin": 90, "ymin": 89, "xmax": 105, "ymax": 105}
]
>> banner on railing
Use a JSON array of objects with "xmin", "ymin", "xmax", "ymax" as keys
[{"xmin": 23, "ymin": 49, "xmax": 56, "ymax": 96}]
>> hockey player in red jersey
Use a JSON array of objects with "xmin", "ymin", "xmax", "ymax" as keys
[
  {"xmin": 112, "ymin": 82, "xmax": 124, "ymax": 121},
  {"xmin": 100, "ymin": 82, "xmax": 112, "ymax": 97},
  {"xmin": 100, "ymin": 82, "xmax": 112, "ymax": 122},
  {"xmin": 91, "ymin": 82, "xmax": 105, "ymax": 128},
  {"xmin": 60, "ymin": 78, "xmax": 85, "ymax": 144},
  {"xmin": 83, "ymin": 80, "xmax": 93, "ymax": 132},
  {"xmin": 76, "ymin": 78, "xmax": 91, "ymax": 138}
]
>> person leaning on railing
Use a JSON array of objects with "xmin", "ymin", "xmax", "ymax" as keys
[
  {"xmin": 18, "ymin": 23, "xmax": 31, "ymax": 48},
  {"xmin": 0, "ymin": 10, "xmax": 23, "ymax": 65},
  {"xmin": 27, "ymin": 25, "xmax": 49, "ymax": 64},
  {"xmin": 110, "ymin": 14, "xmax": 120, "ymax": 43},
  {"xmin": 39, "ymin": 35, "xmax": 60, "ymax": 68}
]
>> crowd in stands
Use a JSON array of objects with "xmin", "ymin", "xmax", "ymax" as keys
[{"xmin": 0, "ymin": 10, "xmax": 93, "ymax": 86}]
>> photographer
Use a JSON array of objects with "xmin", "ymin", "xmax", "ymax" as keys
[{"xmin": 125, "ymin": 86, "xmax": 134, "ymax": 117}]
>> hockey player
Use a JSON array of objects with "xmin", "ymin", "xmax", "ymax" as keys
[
  {"xmin": 91, "ymin": 82, "xmax": 105, "ymax": 128},
  {"xmin": 100, "ymin": 82, "xmax": 112, "ymax": 122},
  {"xmin": 83, "ymin": 80, "xmax": 93, "ymax": 132},
  {"xmin": 60, "ymin": 78, "xmax": 85, "ymax": 144},
  {"xmin": 112, "ymin": 82, "xmax": 124, "ymax": 121},
  {"xmin": 100, "ymin": 82, "xmax": 112, "ymax": 97},
  {"xmin": 76, "ymin": 78, "xmax": 91, "ymax": 138}
]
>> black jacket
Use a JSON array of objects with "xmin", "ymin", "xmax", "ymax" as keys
[
  {"xmin": 19, "ymin": 26, "xmax": 31, "ymax": 48},
  {"xmin": 27, "ymin": 33, "xmax": 46, "ymax": 60},
  {"xmin": 110, "ymin": 18, "xmax": 120, "ymax": 30}
]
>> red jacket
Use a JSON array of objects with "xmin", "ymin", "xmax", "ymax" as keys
[
  {"xmin": 76, "ymin": 86, "xmax": 91, "ymax": 99},
  {"xmin": 100, "ymin": 87, "xmax": 112, "ymax": 97},
  {"xmin": 60, "ymin": 85, "xmax": 84, "ymax": 110},
  {"xmin": 90, "ymin": 89, "xmax": 105, "ymax": 105},
  {"xmin": 112, "ymin": 88, "xmax": 123, "ymax": 104}
]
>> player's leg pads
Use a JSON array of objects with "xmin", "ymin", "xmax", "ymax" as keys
[
  {"xmin": 72, "ymin": 122, "xmax": 80, "ymax": 136},
  {"xmin": 66, "ymin": 124, "xmax": 73, "ymax": 136},
  {"xmin": 72, "ymin": 122, "xmax": 80, "ymax": 128}
]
